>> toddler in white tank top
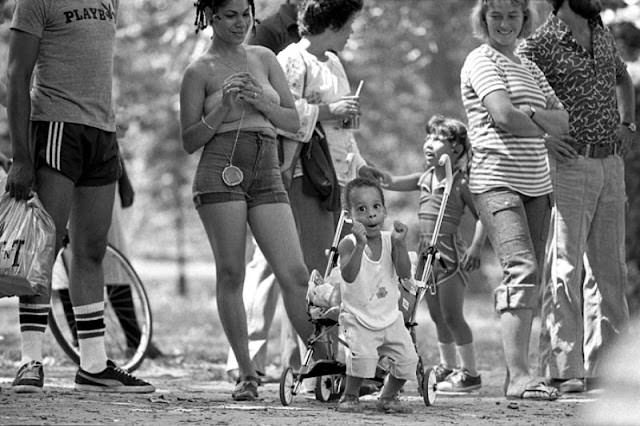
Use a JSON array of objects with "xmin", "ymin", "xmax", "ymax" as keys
[{"xmin": 336, "ymin": 177, "xmax": 418, "ymax": 414}]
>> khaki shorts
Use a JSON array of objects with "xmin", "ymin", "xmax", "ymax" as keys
[{"xmin": 340, "ymin": 312, "xmax": 417, "ymax": 380}]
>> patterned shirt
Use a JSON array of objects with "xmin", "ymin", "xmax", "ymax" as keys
[
  {"xmin": 461, "ymin": 44, "xmax": 561, "ymax": 196},
  {"xmin": 277, "ymin": 42, "xmax": 366, "ymax": 185},
  {"xmin": 517, "ymin": 14, "xmax": 627, "ymax": 146}
]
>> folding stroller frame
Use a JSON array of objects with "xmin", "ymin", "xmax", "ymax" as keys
[
  {"xmin": 279, "ymin": 210, "xmax": 350, "ymax": 406},
  {"xmin": 406, "ymin": 153, "xmax": 454, "ymax": 406},
  {"xmin": 280, "ymin": 155, "xmax": 453, "ymax": 407}
]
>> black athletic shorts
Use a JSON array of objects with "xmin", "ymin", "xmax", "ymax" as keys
[{"xmin": 32, "ymin": 121, "xmax": 122, "ymax": 186}]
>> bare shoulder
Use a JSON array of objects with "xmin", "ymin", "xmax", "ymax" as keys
[
  {"xmin": 246, "ymin": 44, "xmax": 277, "ymax": 62},
  {"xmin": 183, "ymin": 56, "xmax": 210, "ymax": 82}
]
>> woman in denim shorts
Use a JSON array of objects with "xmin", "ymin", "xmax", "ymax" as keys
[
  {"xmin": 180, "ymin": 0, "xmax": 313, "ymax": 401},
  {"xmin": 460, "ymin": 0, "xmax": 568, "ymax": 400}
]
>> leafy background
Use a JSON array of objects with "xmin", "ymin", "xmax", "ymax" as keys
[{"xmin": 1, "ymin": 0, "xmax": 639, "ymax": 310}]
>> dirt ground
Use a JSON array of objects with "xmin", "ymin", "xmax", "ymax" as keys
[
  {"xmin": 0, "ymin": 261, "xmax": 623, "ymax": 426},
  {"xmin": 0, "ymin": 359, "xmax": 597, "ymax": 426}
]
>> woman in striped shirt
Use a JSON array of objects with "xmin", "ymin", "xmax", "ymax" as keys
[{"xmin": 460, "ymin": 0, "xmax": 568, "ymax": 401}]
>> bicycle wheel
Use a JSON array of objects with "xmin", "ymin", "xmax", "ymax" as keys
[{"xmin": 49, "ymin": 244, "xmax": 153, "ymax": 372}]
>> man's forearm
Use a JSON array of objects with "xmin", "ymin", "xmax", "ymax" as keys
[
  {"xmin": 0, "ymin": 81, "xmax": 7, "ymax": 108},
  {"xmin": 7, "ymin": 79, "xmax": 33, "ymax": 164},
  {"xmin": 617, "ymin": 71, "xmax": 636, "ymax": 123}
]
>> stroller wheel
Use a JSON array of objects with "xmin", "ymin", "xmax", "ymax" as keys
[
  {"xmin": 315, "ymin": 375, "xmax": 333, "ymax": 402},
  {"xmin": 422, "ymin": 367, "xmax": 437, "ymax": 406},
  {"xmin": 279, "ymin": 367, "xmax": 295, "ymax": 406},
  {"xmin": 329, "ymin": 375, "xmax": 345, "ymax": 401}
]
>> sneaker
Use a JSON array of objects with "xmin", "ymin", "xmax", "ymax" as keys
[
  {"xmin": 554, "ymin": 378, "xmax": 585, "ymax": 393},
  {"xmin": 359, "ymin": 381, "xmax": 381, "ymax": 396},
  {"xmin": 12, "ymin": 361, "xmax": 44, "ymax": 393},
  {"xmin": 232, "ymin": 376, "xmax": 260, "ymax": 401},
  {"xmin": 375, "ymin": 396, "xmax": 412, "ymax": 414},
  {"xmin": 436, "ymin": 368, "xmax": 481, "ymax": 392},
  {"xmin": 337, "ymin": 394, "xmax": 363, "ymax": 413},
  {"xmin": 75, "ymin": 360, "xmax": 155, "ymax": 393},
  {"xmin": 434, "ymin": 364, "xmax": 454, "ymax": 383}
]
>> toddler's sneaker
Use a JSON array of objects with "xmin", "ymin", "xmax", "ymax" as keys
[
  {"xmin": 434, "ymin": 364, "xmax": 454, "ymax": 382},
  {"xmin": 436, "ymin": 368, "xmax": 481, "ymax": 392},
  {"xmin": 232, "ymin": 376, "xmax": 260, "ymax": 401},
  {"xmin": 12, "ymin": 360, "xmax": 44, "ymax": 393},
  {"xmin": 375, "ymin": 396, "xmax": 412, "ymax": 414},
  {"xmin": 75, "ymin": 360, "xmax": 155, "ymax": 393},
  {"xmin": 336, "ymin": 394, "xmax": 363, "ymax": 413}
]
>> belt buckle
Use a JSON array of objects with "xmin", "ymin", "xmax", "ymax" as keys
[{"xmin": 583, "ymin": 144, "xmax": 593, "ymax": 158}]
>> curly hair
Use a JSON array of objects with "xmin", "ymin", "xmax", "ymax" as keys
[
  {"xmin": 470, "ymin": 0, "xmax": 538, "ymax": 42},
  {"xmin": 194, "ymin": 0, "xmax": 256, "ymax": 33},
  {"xmin": 343, "ymin": 177, "xmax": 385, "ymax": 212},
  {"xmin": 425, "ymin": 115, "xmax": 471, "ymax": 175},
  {"xmin": 297, "ymin": 0, "xmax": 363, "ymax": 36}
]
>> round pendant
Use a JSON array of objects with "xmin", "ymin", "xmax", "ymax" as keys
[{"xmin": 222, "ymin": 164, "xmax": 243, "ymax": 187}]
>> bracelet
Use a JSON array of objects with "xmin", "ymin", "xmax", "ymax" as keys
[{"xmin": 201, "ymin": 116, "xmax": 215, "ymax": 131}]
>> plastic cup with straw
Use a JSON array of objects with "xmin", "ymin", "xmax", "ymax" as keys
[{"xmin": 342, "ymin": 80, "xmax": 364, "ymax": 129}]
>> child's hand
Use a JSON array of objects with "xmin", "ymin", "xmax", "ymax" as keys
[
  {"xmin": 391, "ymin": 220, "xmax": 408, "ymax": 243},
  {"xmin": 461, "ymin": 246, "xmax": 481, "ymax": 271},
  {"xmin": 351, "ymin": 220, "xmax": 368, "ymax": 246}
]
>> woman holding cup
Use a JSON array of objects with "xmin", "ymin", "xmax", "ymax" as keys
[{"xmin": 277, "ymin": 0, "xmax": 386, "ymax": 275}]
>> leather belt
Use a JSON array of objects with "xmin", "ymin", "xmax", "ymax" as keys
[{"xmin": 570, "ymin": 141, "xmax": 618, "ymax": 158}]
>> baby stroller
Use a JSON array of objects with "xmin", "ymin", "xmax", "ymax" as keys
[
  {"xmin": 399, "ymin": 153, "xmax": 454, "ymax": 406},
  {"xmin": 279, "ymin": 156, "xmax": 453, "ymax": 407},
  {"xmin": 279, "ymin": 210, "xmax": 350, "ymax": 406}
]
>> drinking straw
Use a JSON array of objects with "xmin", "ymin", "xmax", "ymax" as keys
[{"xmin": 354, "ymin": 80, "xmax": 364, "ymax": 97}]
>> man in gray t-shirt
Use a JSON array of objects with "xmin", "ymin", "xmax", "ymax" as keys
[{"xmin": 5, "ymin": 0, "xmax": 153, "ymax": 394}]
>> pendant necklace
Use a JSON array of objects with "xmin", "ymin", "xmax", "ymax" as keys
[
  {"xmin": 215, "ymin": 48, "xmax": 248, "ymax": 187},
  {"xmin": 221, "ymin": 109, "xmax": 245, "ymax": 187},
  {"xmin": 213, "ymin": 47, "xmax": 248, "ymax": 73}
]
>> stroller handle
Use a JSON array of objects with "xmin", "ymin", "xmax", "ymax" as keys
[
  {"xmin": 415, "ymin": 153, "xmax": 454, "ymax": 296},
  {"xmin": 324, "ymin": 209, "xmax": 349, "ymax": 279},
  {"xmin": 438, "ymin": 154, "xmax": 453, "ymax": 196}
]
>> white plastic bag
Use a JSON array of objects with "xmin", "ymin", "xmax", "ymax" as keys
[
  {"xmin": 0, "ymin": 193, "xmax": 56, "ymax": 297},
  {"xmin": 306, "ymin": 267, "xmax": 342, "ymax": 308}
]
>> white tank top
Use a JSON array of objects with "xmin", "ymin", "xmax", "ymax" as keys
[{"xmin": 340, "ymin": 231, "xmax": 402, "ymax": 330}]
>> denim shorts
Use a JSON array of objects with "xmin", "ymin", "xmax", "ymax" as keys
[
  {"xmin": 192, "ymin": 130, "xmax": 289, "ymax": 209},
  {"xmin": 416, "ymin": 232, "xmax": 469, "ymax": 286},
  {"xmin": 473, "ymin": 188, "xmax": 551, "ymax": 312}
]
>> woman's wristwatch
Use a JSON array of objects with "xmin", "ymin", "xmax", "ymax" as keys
[{"xmin": 622, "ymin": 121, "xmax": 637, "ymax": 132}]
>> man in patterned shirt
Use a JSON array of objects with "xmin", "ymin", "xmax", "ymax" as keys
[{"xmin": 518, "ymin": 0, "xmax": 637, "ymax": 393}]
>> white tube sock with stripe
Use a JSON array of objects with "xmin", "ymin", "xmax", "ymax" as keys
[
  {"xmin": 458, "ymin": 343, "xmax": 478, "ymax": 376},
  {"xmin": 19, "ymin": 303, "xmax": 49, "ymax": 364},
  {"xmin": 438, "ymin": 341, "xmax": 457, "ymax": 370},
  {"xmin": 73, "ymin": 302, "xmax": 107, "ymax": 373}
]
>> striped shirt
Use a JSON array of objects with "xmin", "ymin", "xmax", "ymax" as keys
[{"xmin": 461, "ymin": 44, "xmax": 561, "ymax": 197}]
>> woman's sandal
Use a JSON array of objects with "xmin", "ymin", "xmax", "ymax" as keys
[{"xmin": 506, "ymin": 379, "xmax": 559, "ymax": 401}]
